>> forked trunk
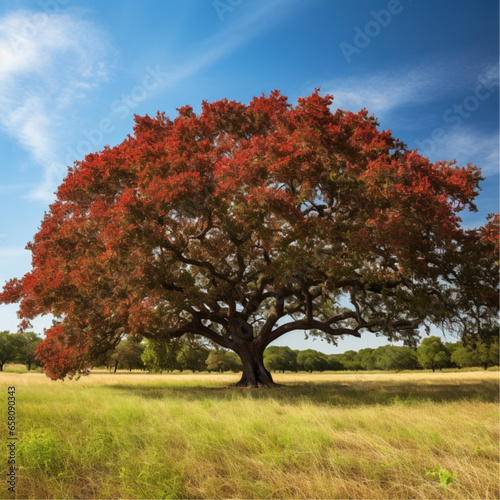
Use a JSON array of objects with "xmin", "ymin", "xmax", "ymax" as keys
[{"xmin": 234, "ymin": 343, "xmax": 277, "ymax": 388}]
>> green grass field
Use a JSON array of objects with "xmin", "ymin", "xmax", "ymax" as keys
[{"xmin": 1, "ymin": 370, "xmax": 498, "ymax": 499}]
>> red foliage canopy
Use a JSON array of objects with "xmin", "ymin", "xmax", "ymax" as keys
[{"xmin": 1, "ymin": 90, "xmax": 496, "ymax": 385}]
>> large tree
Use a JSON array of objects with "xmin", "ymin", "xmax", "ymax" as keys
[
  {"xmin": 445, "ymin": 214, "xmax": 499, "ymax": 344},
  {"xmin": 0, "ymin": 90, "xmax": 496, "ymax": 386}
]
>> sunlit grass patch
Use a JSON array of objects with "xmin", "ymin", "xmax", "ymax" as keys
[{"xmin": 0, "ymin": 370, "xmax": 498, "ymax": 499}]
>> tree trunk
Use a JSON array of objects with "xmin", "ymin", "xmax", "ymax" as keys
[
  {"xmin": 114, "ymin": 360, "xmax": 118, "ymax": 373},
  {"xmin": 234, "ymin": 343, "xmax": 277, "ymax": 388}
]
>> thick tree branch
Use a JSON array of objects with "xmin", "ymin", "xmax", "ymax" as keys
[
  {"xmin": 145, "ymin": 318, "xmax": 232, "ymax": 350},
  {"xmin": 265, "ymin": 318, "xmax": 362, "ymax": 346},
  {"xmin": 254, "ymin": 291, "xmax": 288, "ymax": 350}
]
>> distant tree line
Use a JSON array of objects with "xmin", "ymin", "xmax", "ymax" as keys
[
  {"xmin": 1, "ymin": 330, "xmax": 497, "ymax": 374},
  {"xmin": 96, "ymin": 336, "xmax": 243, "ymax": 374},
  {"xmin": 138, "ymin": 336, "xmax": 242, "ymax": 373},
  {"xmin": 118, "ymin": 334, "xmax": 499, "ymax": 374},
  {"xmin": 264, "ymin": 335, "xmax": 499, "ymax": 373},
  {"xmin": 0, "ymin": 331, "xmax": 43, "ymax": 371}
]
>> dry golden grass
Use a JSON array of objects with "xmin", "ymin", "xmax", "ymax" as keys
[{"xmin": 0, "ymin": 370, "xmax": 498, "ymax": 499}]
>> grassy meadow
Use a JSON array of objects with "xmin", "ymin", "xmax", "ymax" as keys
[{"xmin": 0, "ymin": 369, "xmax": 498, "ymax": 499}]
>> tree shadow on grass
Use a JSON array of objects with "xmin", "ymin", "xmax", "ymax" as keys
[{"xmin": 103, "ymin": 378, "xmax": 500, "ymax": 406}]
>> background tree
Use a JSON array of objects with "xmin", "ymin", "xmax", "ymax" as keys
[
  {"xmin": 15, "ymin": 331, "xmax": 42, "ymax": 371},
  {"xmin": 296, "ymin": 349, "xmax": 329, "ymax": 373},
  {"xmin": 326, "ymin": 354, "xmax": 345, "ymax": 371},
  {"xmin": 450, "ymin": 344, "xmax": 477, "ymax": 369},
  {"xmin": 375, "ymin": 345, "xmax": 419, "ymax": 372},
  {"xmin": 176, "ymin": 341, "xmax": 210, "ymax": 373},
  {"xmin": 451, "ymin": 332, "xmax": 499, "ymax": 370},
  {"xmin": 0, "ymin": 331, "xmax": 21, "ymax": 371},
  {"xmin": 473, "ymin": 336, "xmax": 499, "ymax": 370},
  {"xmin": 263, "ymin": 346, "xmax": 297, "ymax": 373},
  {"xmin": 205, "ymin": 350, "xmax": 225, "ymax": 372},
  {"xmin": 206, "ymin": 349, "xmax": 242, "ymax": 372},
  {"xmin": 356, "ymin": 348, "xmax": 378, "ymax": 371},
  {"xmin": 444, "ymin": 342, "xmax": 461, "ymax": 368},
  {"xmin": 417, "ymin": 336, "xmax": 450, "ymax": 372},
  {"xmin": 110, "ymin": 339, "xmax": 145, "ymax": 372},
  {"xmin": 142, "ymin": 337, "xmax": 183, "ymax": 373},
  {"xmin": 338, "ymin": 350, "xmax": 363, "ymax": 371},
  {"xmin": 0, "ymin": 90, "xmax": 493, "ymax": 387}
]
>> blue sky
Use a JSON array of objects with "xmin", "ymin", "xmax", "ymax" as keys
[{"xmin": 0, "ymin": 0, "xmax": 498, "ymax": 354}]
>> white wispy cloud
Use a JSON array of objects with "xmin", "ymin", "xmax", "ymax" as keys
[
  {"xmin": 424, "ymin": 128, "xmax": 499, "ymax": 176},
  {"xmin": 0, "ymin": 2, "xmax": 302, "ymax": 202},
  {"xmin": 325, "ymin": 72, "xmax": 437, "ymax": 118},
  {"xmin": 323, "ymin": 64, "xmax": 457, "ymax": 120},
  {"xmin": 324, "ymin": 61, "xmax": 499, "ymax": 120},
  {"xmin": 0, "ymin": 9, "xmax": 110, "ymax": 201}
]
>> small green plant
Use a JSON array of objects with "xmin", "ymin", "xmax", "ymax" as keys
[
  {"xmin": 18, "ymin": 428, "xmax": 62, "ymax": 472},
  {"xmin": 426, "ymin": 466, "xmax": 455, "ymax": 486}
]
